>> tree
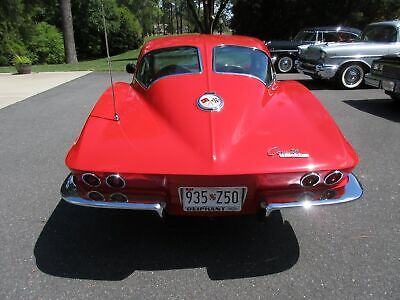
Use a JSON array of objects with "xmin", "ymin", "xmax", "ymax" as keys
[
  {"xmin": 60, "ymin": 0, "xmax": 78, "ymax": 63},
  {"xmin": 187, "ymin": 0, "xmax": 230, "ymax": 33}
]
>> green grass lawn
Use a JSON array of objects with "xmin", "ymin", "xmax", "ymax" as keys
[{"xmin": 0, "ymin": 48, "xmax": 140, "ymax": 73}]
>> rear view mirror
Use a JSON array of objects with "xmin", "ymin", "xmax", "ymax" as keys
[{"xmin": 126, "ymin": 63, "xmax": 136, "ymax": 74}]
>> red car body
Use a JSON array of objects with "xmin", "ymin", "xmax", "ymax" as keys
[{"xmin": 61, "ymin": 34, "xmax": 362, "ymax": 218}]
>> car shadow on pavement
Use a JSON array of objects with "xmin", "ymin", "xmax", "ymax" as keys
[
  {"xmin": 34, "ymin": 201, "xmax": 299, "ymax": 281},
  {"xmin": 343, "ymin": 99, "xmax": 400, "ymax": 122},
  {"xmin": 295, "ymin": 79, "xmax": 337, "ymax": 90}
]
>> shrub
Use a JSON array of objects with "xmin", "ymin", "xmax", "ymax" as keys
[
  {"xmin": 27, "ymin": 22, "xmax": 65, "ymax": 64},
  {"xmin": 0, "ymin": 35, "xmax": 28, "ymax": 66},
  {"xmin": 12, "ymin": 55, "xmax": 32, "ymax": 65}
]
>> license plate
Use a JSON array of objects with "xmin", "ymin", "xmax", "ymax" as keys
[
  {"xmin": 382, "ymin": 80, "xmax": 395, "ymax": 92},
  {"xmin": 179, "ymin": 187, "xmax": 247, "ymax": 212}
]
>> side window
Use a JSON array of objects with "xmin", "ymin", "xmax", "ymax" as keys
[
  {"xmin": 137, "ymin": 56, "xmax": 151, "ymax": 87},
  {"xmin": 322, "ymin": 32, "xmax": 339, "ymax": 42}
]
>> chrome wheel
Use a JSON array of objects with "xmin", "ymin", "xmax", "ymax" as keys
[
  {"xmin": 340, "ymin": 64, "xmax": 364, "ymax": 89},
  {"xmin": 277, "ymin": 56, "xmax": 293, "ymax": 73}
]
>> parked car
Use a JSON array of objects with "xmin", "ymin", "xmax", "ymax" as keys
[
  {"xmin": 365, "ymin": 53, "xmax": 400, "ymax": 100},
  {"xmin": 296, "ymin": 20, "xmax": 400, "ymax": 89},
  {"xmin": 61, "ymin": 34, "xmax": 362, "ymax": 219},
  {"xmin": 267, "ymin": 26, "xmax": 361, "ymax": 73}
]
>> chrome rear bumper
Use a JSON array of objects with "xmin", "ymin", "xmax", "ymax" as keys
[
  {"xmin": 60, "ymin": 174, "xmax": 166, "ymax": 217},
  {"xmin": 261, "ymin": 173, "xmax": 363, "ymax": 216},
  {"xmin": 61, "ymin": 173, "xmax": 362, "ymax": 219}
]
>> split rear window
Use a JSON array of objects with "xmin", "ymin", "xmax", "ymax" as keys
[
  {"xmin": 136, "ymin": 46, "xmax": 201, "ymax": 87},
  {"xmin": 213, "ymin": 45, "xmax": 272, "ymax": 84}
]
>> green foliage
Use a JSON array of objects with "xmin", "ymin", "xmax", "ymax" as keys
[
  {"xmin": 27, "ymin": 22, "xmax": 65, "ymax": 64},
  {"xmin": 109, "ymin": 6, "xmax": 143, "ymax": 53},
  {"xmin": 0, "ymin": 0, "xmax": 26, "ymax": 65},
  {"xmin": 12, "ymin": 54, "xmax": 32, "ymax": 65},
  {"xmin": 72, "ymin": 0, "xmax": 143, "ymax": 59},
  {"xmin": 0, "ymin": 35, "xmax": 27, "ymax": 66},
  {"xmin": 119, "ymin": 0, "xmax": 161, "ymax": 35}
]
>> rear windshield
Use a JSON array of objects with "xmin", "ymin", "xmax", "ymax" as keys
[
  {"xmin": 136, "ymin": 46, "xmax": 201, "ymax": 87},
  {"xmin": 213, "ymin": 45, "xmax": 272, "ymax": 84},
  {"xmin": 361, "ymin": 25, "xmax": 398, "ymax": 42}
]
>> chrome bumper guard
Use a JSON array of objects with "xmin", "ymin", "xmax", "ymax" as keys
[
  {"xmin": 296, "ymin": 62, "xmax": 338, "ymax": 79},
  {"xmin": 60, "ymin": 174, "xmax": 166, "ymax": 217},
  {"xmin": 260, "ymin": 173, "xmax": 363, "ymax": 217}
]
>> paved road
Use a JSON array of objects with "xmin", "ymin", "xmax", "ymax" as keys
[{"xmin": 0, "ymin": 73, "xmax": 399, "ymax": 299}]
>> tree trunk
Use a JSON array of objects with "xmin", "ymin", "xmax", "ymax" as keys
[
  {"xmin": 60, "ymin": 0, "xmax": 78, "ymax": 64},
  {"xmin": 187, "ymin": 0, "xmax": 229, "ymax": 34}
]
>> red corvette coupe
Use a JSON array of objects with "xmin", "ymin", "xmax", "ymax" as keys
[{"xmin": 61, "ymin": 34, "xmax": 362, "ymax": 218}]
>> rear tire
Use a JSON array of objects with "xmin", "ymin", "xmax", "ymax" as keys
[
  {"xmin": 336, "ymin": 63, "xmax": 366, "ymax": 89},
  {"xmin": 276, "ymin": 55, "xmax": 294, "ymax": 73}
]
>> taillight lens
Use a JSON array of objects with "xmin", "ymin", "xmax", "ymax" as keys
[
  {"xmin": 82, "ymin": 173, "xmax": 101, "ymax": 187},
  {"xmin": 110, "ymin": 193, "xmax": 128, "ymax": 202},
  {"xmin": 87, "ymin": 191, "xmax": 105, "ymax": 201},
  {"xmin": 324, "ymin": 171, "xmax": 343, "ymax": 185},
  {"xmin": 300, "ymin": 172, "xmax": 320, "ymax": 187},
  {"xmin": 106, "ymin": 174, "xmax": 126, "ymax": 188}
]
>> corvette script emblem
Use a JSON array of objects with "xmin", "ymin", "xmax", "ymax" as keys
[
  {"xmin": 268, "ymin": 147, "xmax": 310, "ymax": 158},
  {"xmin": 197, "ymin": 93, "xmax": 224, "ymax": 111}
]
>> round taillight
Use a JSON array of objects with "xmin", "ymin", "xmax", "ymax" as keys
[
  {"xmin": 106, "ymin": 174, "xmax": 126, "ymax": 188},
  {"xmin": 300, "ymin": 172, "xmax": 320, "ymax": 187},
  {"xmin": 82, "ymin": 173, "xmax": 101, "ymax": 187},
  {"xmin": 87, "ymin": 191, "xmax": 105, "ymax": 201},
  {"xmin": 110, "ymin": 193, "xmax": 128, "ymax": 202},
  {"xmin": 321, "ymin": 190, "xmax": 336, "ymax": 200},
  {"xmin": 324, "ymin": 171, "xmax": 343, "ymax": 185}
]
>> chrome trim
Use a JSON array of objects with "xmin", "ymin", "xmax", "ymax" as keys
[
  {"xmin": 324, "ymin": 170, "xmax": 344, "ymax": 185},
  {"xmin": 135, "ymin": 46, "xmax": 203, "ymax": 90},
  {"xmin": 332, "ymin": 54, "xmax": 382, "ymax": 60},
  {"xmin": 196, "ymin": 92, "xmax": 224, "ymax": 112},
  {"xmin": 270, "ymin": 49, "xmax": 299, "ymax": 53},
  {"xmin": 296, "ymin": 63, "xmax": 338, "ymax": 79},
  {"xmin": 105, "ymin": 174, "xmax": 126, "ymax": 189},
  {"xmin": 87, "ymin": 191, "xmax": 105, "ymax": 202},
  {"xmin": 261, "ymin": 173, "xmax": 363, "ymax": 217},
  {"xmin": 82, "ymin": 173, "xmax": 101, "ymax": 187},
  {"xmin": 61, "ymin": 174, "xmax": 166, "ymax": 217},
  {"xmin": 300, "ymin": 172, "xmax": 320, "ymax": 187}
]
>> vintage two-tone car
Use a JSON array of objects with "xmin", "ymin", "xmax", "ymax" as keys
[
  {"xmin": 297, "ymin": 20, "xmax": 400, "ymax": 89},
  {"xmin": 365, "ymin": 53, "xmax": 400, "ymax": 101},
  {"xmin": 61, "ymin": 35, "xmax": 363, "ymax": 219},
  {"xmin": 267, "ymin": 26, "xmax": 361, "ymax": 73}
]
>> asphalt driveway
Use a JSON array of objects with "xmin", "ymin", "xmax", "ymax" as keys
[{"xmin": 0, "ymin": 72, "xmax": 398, "ymax": 299}]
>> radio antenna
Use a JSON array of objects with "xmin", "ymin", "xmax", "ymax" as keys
[{"xmin": 101, "ymin": 2, "xmax": 119, "ymax": 121}]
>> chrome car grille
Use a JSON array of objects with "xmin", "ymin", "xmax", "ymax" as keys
[{"xmin": 299, "ymin": 47, "xmax": 322, "ymax": 62}]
